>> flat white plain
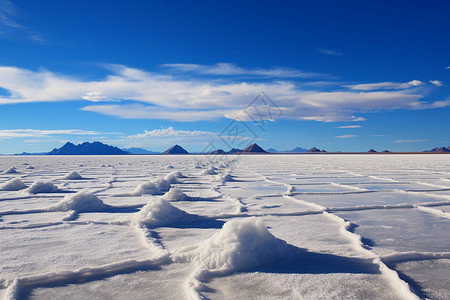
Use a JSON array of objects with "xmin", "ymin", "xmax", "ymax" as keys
[{"xmin": 0, "ymin": 154, "xmax": 449, "ymax": 299}]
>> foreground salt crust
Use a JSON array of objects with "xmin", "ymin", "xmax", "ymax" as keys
[
  {"xmin": 174, "ymin": 217, "xmax": 291, "ymax": 272},
  {"xmin": 49, "ymin": 190, "xmax": 108, "ymax": 212},
  {"xmin": 173, "ymin": 217, "xmax": 292, "ymax": 299},
  {"xmin": 27, "ymin": 181, "xmax": 60, "ymax": 194},
  {"xmin": 63, "ymin": 171, "xmax": 83, "ymax": 180},
  {"xmin": 1, "ymin": 178, "xmax": 27, "ymax": 191},
  {"xmin": 131, "ymin": 197, "xmax": 190, "ymax": 227}
]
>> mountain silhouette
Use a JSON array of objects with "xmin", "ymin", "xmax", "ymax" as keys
[
  {"xmin": 48, "ymin": 142, "xmax": 129, "ymax": 155},
  {"xmin": 241, "ymin": 143, "xmax": 267, "ymax": 153},
  {"xmin": 162, "ymin": 145, "xmax": 189, "ymax": 154}
]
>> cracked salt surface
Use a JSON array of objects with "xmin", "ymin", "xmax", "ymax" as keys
[{"xmin": 0, "ymin": 154, "xmax": 449, "ymax": 299}]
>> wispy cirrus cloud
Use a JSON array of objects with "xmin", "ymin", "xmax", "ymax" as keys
[
  {"xmin": 336, "ymin": 135, "xmax": 358, "ymax": 138},
  {"xmin": 0, "ymin": 0, "xmax": 44, "ymax": 41},
  {"xmin": 0, "ymin": 0, "xmax": 20, "ymax": 29},
  {"xmin": 0, "ymin": 64, "xmax": 447, "ymax": 123},
  {"xmin": 336, "ymin": 125, "xmax": 361, "ymax": 128},
  {"xmin": 317, "ymin": 48, "xmax": 342, "ymax": 56},
  {"xmin": 393, "ymin": 139, "xmax": 428, "ymax": 143},
  {"xmin": 161, "ymin": 63, "xmax": 321, "ymax": 78},
  {"xmin": 344, "ymin": 80, "xmax": 423, "ymax": 91},
  {"xmin": 0, "ymin": 129, "xmax": 104, "ymax": 138}
]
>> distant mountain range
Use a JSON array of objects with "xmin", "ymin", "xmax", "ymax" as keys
[
  {"xmin": 267, "ymin": 147, "xmax": 312, "ymax": 153},
  {"xmin": 425, "ymin": 146, "xmax": 450, "ymax": 153},
  {"xmin": 205, "ymin": 143, "xmax": 267, "ymax": 154},
  {"xmin": 206, "ymin": 148, "xmax": 241, "ymax": 155},
  {"xmin": 9, "ymin": 142, "xmax": 450, "ymax": 156},
  {"xmin": 15, "ymin": 152, "xmax": 48, "ymax": 156},
  {"xmin": 122, "ymin": 147, "xmax": 160, "ymax": 154},
  {"xmin": 48, "ymin": 142, "xmax": 129, "ymax": 155}
]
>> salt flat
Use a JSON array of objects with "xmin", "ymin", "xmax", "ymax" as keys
[{"xmin": 0, "ymin": 154, "xmax": 449, "ymax": 299}]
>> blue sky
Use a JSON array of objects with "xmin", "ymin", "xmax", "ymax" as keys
[{"xmin": 0, "ymin": 0, "xmax": 449, "ymax": 153}]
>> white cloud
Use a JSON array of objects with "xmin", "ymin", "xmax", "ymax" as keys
[
  {"xmin": 336, "ymin": 125, "xmax": 361, "ymax": 128},
  {"xmin": 299, "ymin": 91, "xmax": 423, "ymax": 110},
  {"xmin": 344, "ymin": 80, "xmax": 424, "ymax": 91},
  {"xmin": 0, "ymin": 129, "xmax": 102, "ymax": 138},
  {"xmin": 336, "ymin": 135, "xmax": 357, "ymax": 138},
  {"xmin": 317, "ymin": 49, "xmax": 342, "ymax": 56},
  {"xmin": 430, "ymin": 80, "xmax": 443, "ymax": 87},
  {"xmin": 393, "ymin": 139, "xmax": 428, "ymax": 143},
  {"xmin": 1, "ymin": 64, "xmax": 447, "ymax": 123},
  {"xmin": 130, "ymin": 127, "xmax": 216, "ymax": 138},
  {"xmin": 123, "ymin": 127, "xmax": 255, "ymax": 149},
  {"xmin": 161, "ymin": 63, "xmax": 320, "ymax": 78},
  {"xmin": 82, "ymin": 104, "xmax": 235, "ymax": 122},
  {"xmin": 82, "ymin": 91, "xmax": 116, "ymax": 102}
]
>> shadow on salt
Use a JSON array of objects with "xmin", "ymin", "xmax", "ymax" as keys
[{"xmin": 255, "ymin": 249, "xmax": 380, "ymax": 275}]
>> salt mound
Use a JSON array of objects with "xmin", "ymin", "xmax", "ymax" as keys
[
  {"xmin": 4, "ymin": 167, "xmax": 18, "ymax": 174},
  {"xmin": 164, "ymin": 171, "xmax": 184, "ymax": 184},
  {"xmin": 162, "ymin": 187, "xmax": 188, "ymax": 201},
  {"xmin": 132, "ymin": 198, "xmax": 190, "ymax": 227},
  {"xmin": 201, "ymin": 166, "xmax": 217, "ymax": 175},
  {"xmin": 133, "ymin": 182, "xmax": 160, "ymax": 195},
  {"xmin": 174, "ymin": 217, "xmax": 291, "ymax": 272},
  {"xmin": 216, "ymin": 172, "xmax": 234, "ymax": 182},
  {"xmin": 155, "ymin": 178, "xmax": 170, "ymax": 192},
  {"xmin": 1, "ymin": 178, "xmax": 27, "ymax": 191},
  {"xmin": 50, "ymin": 190, "xmax": 107, "ymax": 212},
  {"xmin": 28, "ymin": 181, "xmax": 60, "ymax": 194},
  {"xmin": 133, "ymin": 178, "xmax": 171, "ymax": 196},
  {"xmin": 63, "ymin": 171, "xmax": 83, "ymax": 180}
]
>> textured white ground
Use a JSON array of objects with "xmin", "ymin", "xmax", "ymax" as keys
[{"xmin": 0, "ymin": 154, "xmax": 449, "ymax": 300}]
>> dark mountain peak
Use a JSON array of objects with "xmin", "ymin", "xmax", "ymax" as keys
[
  {"xmin": 208, "ymin": 149, "xmax": 226, "ymax": 155},
  {"xmin": 308, "ymin": 147, "xmax": 322, "ymax": 152},
  {"xmin": 428, "ymin": 147, "xmax": 450, "ymax": 153},
  {"xmin": 241, "ymin": 143, "xmax": 267, "ymax": 153},
  {"xmin": 227, "ymin": 148, "xmax": 242, "ymax": 154},
  {"xmin": 382, "ymin": 150, "xmax": 391, "ymax": 153},
  {"xmin": 162, "ymin": 144, "xmax": 189, "ymax": 154},
  {"xmin": 48, "ymin": 141, "xmax": 128, "ymax": 155},
  {"xmin": 367, "ymin": 149, "xmax": 377, "ymax": 153}
]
